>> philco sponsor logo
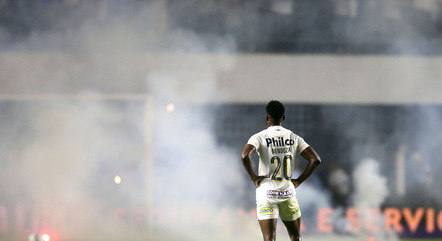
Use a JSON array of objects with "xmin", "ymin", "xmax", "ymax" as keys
[
  {"xmin": 260, "ymin": 207, "xmax": 274, "ymax": 214},
  {"xmin": 266, "ymin": 137, "xmax": 294, "ymax": 147}
]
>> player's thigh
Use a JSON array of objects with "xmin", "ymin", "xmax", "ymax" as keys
[
  {"xmin": 259, "ymin": 218, "xmax": 278, "ymax": 241},
  {"xmin": 282, "ymin": 217, "xmax": 301, "ymax": 240},
  {"xmin": 278, "ymin": 197, "xmax": 301, "ymax": 222},
  {"xmin": 279, "ymin": 198, "xmax": 302, "ymax": 240},
  {"xmin": 257, "ymin": 203, "xmax": 279, "ymax": 241}
]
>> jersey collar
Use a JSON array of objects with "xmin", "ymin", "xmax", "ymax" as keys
[{"xmin": 267, "ymin": 125, "xmax": 282, "ymax": 129}]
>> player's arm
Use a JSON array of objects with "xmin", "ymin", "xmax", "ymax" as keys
[
  {"xmin": 292, "ymin": 146, "xmax": 321, "ymax": 188},
  {"xmin": 241, "ymin": 144, "xmax": 268, "ymax": 187}
]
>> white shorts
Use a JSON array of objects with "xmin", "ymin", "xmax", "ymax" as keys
[
  {"xmin": 256, "ymin": 179, "xmax": 301, "ymax": 221},
  {"xmin": 257, "ymin": 196, "xmax": 301, "ymax": 221}
]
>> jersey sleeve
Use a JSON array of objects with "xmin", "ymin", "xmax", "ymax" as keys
[
  {"xmin": 247, "ymin": 133, "xmax": 261, "ymax": 150},
  {"xmin": 296, "ymin": 136, "xmax": 309, "ymax": 154}
]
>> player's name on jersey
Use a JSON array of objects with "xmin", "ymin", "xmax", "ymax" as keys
[
  {"xmin": 271, "ymin": 146, "xmax": 294, "ymax": 155},
  {"xmin": 265, "ymin": 137, "xmax": 295, "ymax": 147}
]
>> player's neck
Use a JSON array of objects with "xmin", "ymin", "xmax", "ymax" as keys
[{"xmin": 268, "ymin": 123, "xmax": 282, "ymax": 127}]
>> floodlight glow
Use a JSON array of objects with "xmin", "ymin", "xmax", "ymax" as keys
[
  {"xmin": 41, "ymin": 234, "xmax": 50, "ymax": 241},
  {"xmin": 166, "ymin": 103, "xmax": 174, "ymax": 112},
  {"xmin": 114, "ymin": 175, "xmax": 122, "ymax": 184}
]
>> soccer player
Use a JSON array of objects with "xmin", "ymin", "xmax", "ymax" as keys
[{"xmin": 241, "ymin": 100, "xmax": 321, "ymax": 241}]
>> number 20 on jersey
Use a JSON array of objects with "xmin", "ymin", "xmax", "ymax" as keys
[{"xmin": 270, "ymin": 155, "xmax": 293, "ymax": 181}]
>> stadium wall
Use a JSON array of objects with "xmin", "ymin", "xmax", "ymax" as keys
[{"xmin": 1, "ymin": 53, "xmax": 442, "ymax": 104}]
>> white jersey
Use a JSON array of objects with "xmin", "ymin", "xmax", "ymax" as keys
[{"xmin": 247, "ymin": 125, "xmax": 309, "ymax": 199}]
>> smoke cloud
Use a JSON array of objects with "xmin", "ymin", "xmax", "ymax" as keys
[
  {"xmin": 0, "ymin": 1, "xmax": 242, "ymax": 241},
  {"xmin": 1, "ymin": 1, "xmax": 440, "ymax": 241}
]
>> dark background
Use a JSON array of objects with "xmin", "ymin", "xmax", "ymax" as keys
[{"xmin": 1, "ymin": 0, "xmax": 442, "ymax": 54}]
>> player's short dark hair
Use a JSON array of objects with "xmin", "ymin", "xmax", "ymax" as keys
[{"xmin": 266, "ymin": 100, "xmax": 285, "ymax": 121}]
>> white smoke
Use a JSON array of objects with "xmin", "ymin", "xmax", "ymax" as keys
[
  {"xmin": 1, "ymin": 100, "xmax": 152, "ymax": 240},
  {"xmin": 352, "ymin": 159, "xmax": 388, "ymax": 216},
  {"xmin": 0, "ymin": 1, "xmax": 242, "ymax": 240},
  {"xmin": 1, "ymin": 1, "xmax": 440, "ymax": 241},
  {"xmin": 144, "ymin": 31, "xmax": 247, "ymax": 240},
  {"xmin": 352, "ymin": 159, "xmax": 397, "ymax": 240}
]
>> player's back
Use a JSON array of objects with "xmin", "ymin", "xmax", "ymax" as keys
[{"xmin": 248, "ymin": 126, "xmax": 309, "ymax": 196}]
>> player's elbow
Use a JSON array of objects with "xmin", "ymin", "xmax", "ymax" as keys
[
  {"xmin": 312, "ymin": 156, "xmax": 321, "ymax": 166},
  {"xmin": 314, "ymin": 157, "xmax": 322, "ymax": 166},
  {"xmin": 241, "ymin": 152, "xmax": 250, "ymax": 161}
]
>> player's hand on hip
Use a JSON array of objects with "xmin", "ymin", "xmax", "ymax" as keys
[
  {"xmin": 291, "ymin": 179, "xmax": 301, "ymax": 188},
  {"xmin": 253, "ymin": 175, "xmax": 268, "ymax": 188}
]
